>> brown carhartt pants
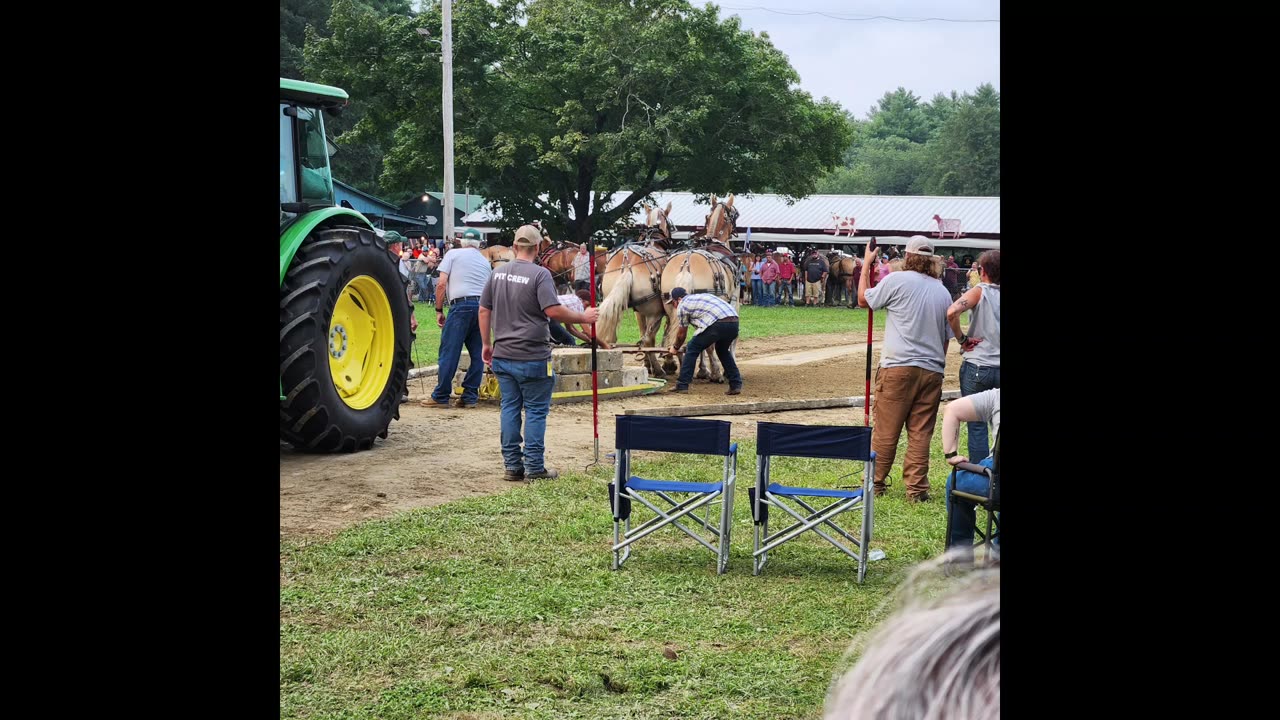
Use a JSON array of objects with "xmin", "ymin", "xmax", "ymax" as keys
[{"xmin": 871, "ymin": 365, "xmax": 944, "ymax": 499}]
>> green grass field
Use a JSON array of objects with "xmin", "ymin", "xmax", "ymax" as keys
[
  {"xmin": 409, "ymin": 303, "xmax": 885, "ymax": 368},
  {"xmin": 281, "ymin": 417, "xmax": 969, "ymax": 719}
]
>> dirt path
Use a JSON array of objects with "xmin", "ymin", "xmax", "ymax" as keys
[{"xmin": 280, "ymin": 331, "xmax": 966, "ymax": 537}]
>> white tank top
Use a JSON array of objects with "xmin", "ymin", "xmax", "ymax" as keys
[{"xmin": 964, "ymin": 283, "xmax": 1000, "ymax": 368}]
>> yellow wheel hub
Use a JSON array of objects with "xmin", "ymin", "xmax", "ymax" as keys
[{"xmin": 328, "ymin": 275, "xmax": 395, "ymax": 409}]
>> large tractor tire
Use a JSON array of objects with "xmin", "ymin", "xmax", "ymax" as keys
[{"xmin": 280, "ymin": 226, "xmax": 411, "ymax": 452}]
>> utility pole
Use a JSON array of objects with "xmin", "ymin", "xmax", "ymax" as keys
[
  {"xmin": 417, "ymin": 3, "xmax": 454, "ymax": 242},
  {"xmin": 441, "ymin": 0, "xmax": 454, "ymax": 242}
]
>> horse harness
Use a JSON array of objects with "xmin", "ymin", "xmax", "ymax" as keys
[
  {"xmin": 607, "ymin": 242, "xmax": 668, "ymax": 309},
  {"xmin": 536, "ymin": 239, "xmax": 573, "ymax": 268},
  {"xmin": 665, "ymin": 248, "xmax": 738, "ymax": 302}
]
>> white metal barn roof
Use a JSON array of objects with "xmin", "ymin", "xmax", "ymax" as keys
[{"xmin": 463, "ymin": 191, "xmax": 999, "ymax": 236}]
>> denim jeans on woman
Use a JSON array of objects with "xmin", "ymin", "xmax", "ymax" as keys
[
  {"xmin": 751, "ymin": 278, "xmax": 764, "ymax": 305},
  {"xmin": 959, "ymin": 361, "xmax": 1001, "ymax": 459},
  {"xmin": 491, "ymin": 357, "xmax": 556, "ymax": 474},
  {"xmin": 946, "ymin": 455, "xmax": 999, "ymax": 554}
]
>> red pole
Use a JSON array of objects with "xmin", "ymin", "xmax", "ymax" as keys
[{"xmin": 589, "ymin": 245, "xmax": 599, "ymax": 464}]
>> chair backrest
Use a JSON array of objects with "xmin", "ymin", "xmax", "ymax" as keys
[
  {"xmin": 756, "ymin": 422, "xmax": 872, "ymax": 461},
  {"xmin": 615, "ymin": 415, "xmax": 732, "ymax": 456}
]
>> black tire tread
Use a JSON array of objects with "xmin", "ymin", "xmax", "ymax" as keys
[{"xmin": 279, "ymin": 225, "xmax": 411, "ymax": 452}]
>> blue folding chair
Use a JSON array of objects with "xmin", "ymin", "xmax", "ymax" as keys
[
  {"xmin": 609, "ymin": 415, "xmax": 738, "ymax": 574},
  {"xmin": 750, "ymin": 422, "xmax": 876, "ymax": 582}
]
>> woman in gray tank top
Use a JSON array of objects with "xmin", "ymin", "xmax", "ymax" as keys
[{"xmin": 945, "ymin": 250, "xmax": 1000, "ymax": 459}]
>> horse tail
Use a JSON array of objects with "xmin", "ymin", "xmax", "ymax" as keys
[
  {"xmin": 673, "ymin": 252, "xmax": 696, "ymax": 295},
  {"xmin": 597, "ymin": 264, "xmax": 633, "ymax": 342}
]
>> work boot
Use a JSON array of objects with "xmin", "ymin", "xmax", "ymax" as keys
[
  {"xmin": 503, "ymin": 468, "xmax": 525, "ymax": 482},
  {"xmin": 726, "ymin": 385, "xmax": 742, "ymax": 395},
  {"xmin": 421, "ymin": 397, "xmax": 450, "ymax": 408},
  {"xmin": 526, "ymin": 467, "xmax": 559, "ymax": 480}
]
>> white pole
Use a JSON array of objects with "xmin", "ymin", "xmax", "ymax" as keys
[{"xmin": 442, "ymin": 0, "xmax": 455, "ymax": 242}]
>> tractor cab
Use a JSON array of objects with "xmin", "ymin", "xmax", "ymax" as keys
[{"xmin": 280, "ymin": 79, "xmax": 347, "ymax": 224}]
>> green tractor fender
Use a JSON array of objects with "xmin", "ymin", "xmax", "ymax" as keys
[{"xmin": 280, "ymin": 206, "xmax": 373, "ymax": 286}]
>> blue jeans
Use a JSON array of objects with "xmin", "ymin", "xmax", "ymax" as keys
[
  {"xmin": 677, "ymin": 321, "xmax": 742, "ymax": 389},
  {"xmin": 414, "ymin": 272, "xmax": 431, "ymax": 302},
  {"xmin": 491, "ymin": 357, "xmax": 556, "ymax": 473},
  {"xmin": 751, "ymin": 278, "xmax": 763, "ymax": 304},
  {"xmin": 959, "ymin": 361, "xmax": 1001, "ymax": 459},
  {"xmin": 946, "ymin": 456, "xmax": 998, "ymax": 551},
  {"xmin": 778, "ymin": 279, "xmax": 793, "ymax": 305},
  {"xmin": 548, "ymin": 318, "xmax": 577, "ymax": 345},
  {"xmin": 431, "ymin": 300, "xmax": 483, "ymax": 404}
]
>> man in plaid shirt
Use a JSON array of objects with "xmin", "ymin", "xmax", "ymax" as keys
[{"xmin": 665, "ymin": 287, "xmax": 743, "ymax": 395}]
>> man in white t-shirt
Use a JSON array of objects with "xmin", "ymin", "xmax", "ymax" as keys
[{"xmin": 423, "ymin": 235, "xmax": 493, "ymax": 409}]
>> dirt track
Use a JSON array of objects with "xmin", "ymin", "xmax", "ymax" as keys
[{"xmin": 280, "ymin": 331, "xmax": 966, "ymax": 537}]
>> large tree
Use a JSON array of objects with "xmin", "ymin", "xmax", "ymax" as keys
[
  {"xmin": 308, "ymin": 0, "xmax": 851, "ymax": 242},
  {"xmin": 283, "ymin": 1, "xmax": 415, "ymax": 197},
  {"xmin": 815, "ymin": 84, "xmax": 999, "ymax": 196},
  {"xmin": 921, "ymin": 83, "xmax": 1000, "ymax": 195}
]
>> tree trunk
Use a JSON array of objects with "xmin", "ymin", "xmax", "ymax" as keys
[{"xmin": 570, "ymin": 217, "xmax": 594, "ymax": 246}]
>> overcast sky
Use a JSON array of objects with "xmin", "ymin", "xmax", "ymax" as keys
[{"xmin": 715, "ymin": 1, "xmax": 999, "ymax": 117}]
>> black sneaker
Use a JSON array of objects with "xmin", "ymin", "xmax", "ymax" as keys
[
  {"xmin": 726, "ymin": 386, "xmax": 742, "ymax": 395},
  {"xmin": 526, "ymin": 467, "xmax": 559, "ymax": 480},
  {"xmin": 672, "ymin": 386, "xmax": 690, "ymax": 393},
  {"xmin": 503, "ymin": 468, "xmax": 525, "ymax": 482}
]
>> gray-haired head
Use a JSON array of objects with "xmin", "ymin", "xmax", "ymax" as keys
[
  {"xmin": 825, "ymin": 550, "xmax": 999, "ymax": 720},
  {"xmin": 461, "ymin": 237, "xmax": 481, "ymax": 249}
]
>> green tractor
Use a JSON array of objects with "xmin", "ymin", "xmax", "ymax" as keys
[{"xmin": 280, "ymin": 78, "xmax": 411, "ymax": 452}]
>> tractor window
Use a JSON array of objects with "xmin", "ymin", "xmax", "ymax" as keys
[
  {"xmin": 296, "ymin": 106, "xmax": 333, "ymax": 204},
  {"xmin": 280, "ymin": 104, "xmax": 298, "ymax": 212}
]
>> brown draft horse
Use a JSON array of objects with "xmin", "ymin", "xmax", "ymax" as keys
[
  {"xmin": 597, "ymin": 242, "xmax": 672, "ymax": 377},
  {"xmin": 694, "ymin": 193, "xmax": 739, "ymax": 264},
  {"xmin": 594, "ymin": 203, "xmax": 682, "ymax": 377},
  {"xmin": 535, "ymin": 235, "xmax": 607, "ymax": 287},
  {"xmin": 659, "ymin": 247, "xmax": 741, "ymax": 382},
  {"xmin": 826, "ymin": 250, "xmax": 860, "ymax": 307},
  {"xmin": 480, "ymin": 244, "xmax": 515, "ymax": 269},
  {"xmin": 637, "ymin": 201, "xmax": 678, "ymax": 248}
]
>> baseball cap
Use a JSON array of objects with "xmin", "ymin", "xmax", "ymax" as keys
[
  {"xmin": 513, "ymin": 225, "xmax": 542, "ymax": 247},
  {"xmin": 904, "ymin": 236, "xmax": 935, "ymax": 256},
  {"xmin": 669, "ymin": 287, "xmax": 688, "ymax": 301},
  {"xmin": 383, "ymin": 230, "xmax": 406, "ymax": 245},
  {"xmin": 462, "ymin": 228, "xmax": 481, "ymax": 240}
]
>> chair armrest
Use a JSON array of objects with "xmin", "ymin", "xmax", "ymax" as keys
[{"xmin": 953, "ymin": 461, "xmax": 990, "ymax": 475}]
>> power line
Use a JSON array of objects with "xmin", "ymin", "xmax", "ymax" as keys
[{"xmin": 720, "ymin": 5, "xmax": 999, "ymax": 23}]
